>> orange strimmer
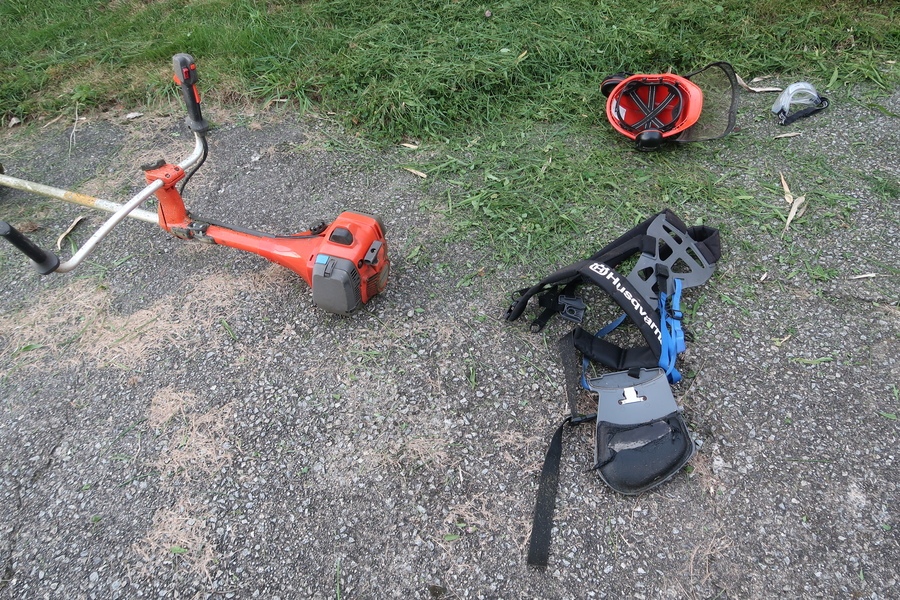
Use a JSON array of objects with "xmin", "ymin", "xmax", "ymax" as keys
[{"xmin": 0, "ymin": 54, "xmax": 390, "ymax": 315}]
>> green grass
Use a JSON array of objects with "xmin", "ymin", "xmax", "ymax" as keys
[
  {"xmin": 412, "ymin": 123, "xmax": 727, "ymax": 262},
  {"xmin": 2, "ymin": 0, "xmax": 897, "ymax": 136}
]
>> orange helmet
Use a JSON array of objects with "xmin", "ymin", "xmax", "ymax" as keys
[
  {"xmin": 603, "ymin": 73, "xmax": 704, "ymax": 151},
  {"xmin": 602, "ymin": 63, "xmax": 740, "ymax": 151}
]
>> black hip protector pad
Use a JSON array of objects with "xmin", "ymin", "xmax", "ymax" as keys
[{"xmin": 586, "ymin": 368, "xmax": 694, "ymax": 495}]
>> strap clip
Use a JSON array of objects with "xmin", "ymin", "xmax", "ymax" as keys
[{"xmin": 558, "ymin": 295, "xmax": 586, "ymax": 323}]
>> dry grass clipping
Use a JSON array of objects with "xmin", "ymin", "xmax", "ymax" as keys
[
  {"xmin": 445, "ymin": 492, "xmax": 498, "ymax": 535},
  {"xmin": 379, "ymin": 433, "xmax": 453, "ymax": 475},
  {"xmin": 134, "ymin": 498, "xmax": 217, "ymax": 582},
  {"xmin": 134, "ymin": 387, "xmax": 234, "ymax": 580},
  {"xmin": 147, "ymin": 386, "xmax": 234, "ymax": 481},
  {"xmin": 685, "ymin": 451, "xmax": 726, "ymax": 497},
  {"xmin": 0, "ymin": 270, "xmax": 278, "ymax": 372},
  {"xmin": 675, "ymin": 526, "xmax": 734, "ymax": 600}
]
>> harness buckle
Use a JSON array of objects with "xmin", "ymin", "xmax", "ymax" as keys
[
  {"xmin": 619, "ymin": 386, "xmax": 648, "ymax": 405},
  {"xmin": 558, "ymin": 295, "xmax": 586, "ymax": 323}
]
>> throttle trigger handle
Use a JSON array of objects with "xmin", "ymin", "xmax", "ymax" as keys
[{"xmin": 172, "ymin": 53, "xmax": 209, "ymax": 134}]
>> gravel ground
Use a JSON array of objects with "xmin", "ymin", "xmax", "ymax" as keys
[{"xmin": 0, "ymin": 84, "xmax": 897, "ymax": 600}]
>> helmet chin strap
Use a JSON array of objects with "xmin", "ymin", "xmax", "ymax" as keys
[{"xmin": 620, "ymin": 80, "xmax": 684, "ymax": 133}]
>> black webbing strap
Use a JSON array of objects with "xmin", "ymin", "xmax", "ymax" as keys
[
  {"xmin": 570, "ymin": 261, "xmax": 663, "ymax": 370},
  {"xmin": 527, "ymin": 332, "xmax": 595, "ymax": 567},
  {"xmin": 778, "ymin": 98, "xmax": 829, "ymax": 126},
  {"xmin": 558, "ymin": 330, "xmax": 584, "ymax": 431},
  {"xmin": 506, "ymin": 209, "xmax": 694, "ymax": 330},
  {"xmin": 526, "ymin": 417, "xmax": 570, "ymax": 568}
]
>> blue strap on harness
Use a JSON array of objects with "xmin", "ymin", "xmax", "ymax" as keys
[
  {"xmin": 583, "ymin": 277, "xmax": 686, "ymax": 387},
  {"xmin": 657, "ymin": 278, "xmax": 685, "ymax": 383}
]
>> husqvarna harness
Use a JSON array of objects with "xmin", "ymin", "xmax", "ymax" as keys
[
  {"xmin": 505, "ymin": 210, "xmax": 721, "ymax": 567},
  {"xmin": 507, "ymin": 209, "xmax": 719, "ymax": 383}
]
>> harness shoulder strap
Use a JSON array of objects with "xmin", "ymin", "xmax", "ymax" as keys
[
  {"xmin": 505, "ymin": 259, "xmax": 592, "ymax": 326},
  {"xmin": 507, "ymin": 210, "xmax": 682, "ymax": 330},
  {"xmin": 573, "ymin": 261, "xmax": 663, "ymax": 369}
]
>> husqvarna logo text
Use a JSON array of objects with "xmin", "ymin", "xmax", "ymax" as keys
[{"xmin": 588, "ymin": 262, "xmax": 662, "ymax": 343}]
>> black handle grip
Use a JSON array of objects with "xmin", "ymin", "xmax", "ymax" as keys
[
  {"xmin": 172, "ymin": 53, "xmax": 209, "ymax": 134},
  {"xmin": 0, "ymin": 221, "xmax": 60, "ymax": 275}
]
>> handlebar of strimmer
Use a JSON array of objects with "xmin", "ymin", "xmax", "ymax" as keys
[
  {"xmin": 0, "ymin": 120, "xmax": 207, "ymax": 275},
  {"xmin": 0, "ymin": 220, "xmax": 60, "ymax": 274},
  {"xmin": 172, "ymin": 53, "xmax": 209, "ymax": 134},
  {"xmin": 2, "ymin": 53, "xmax": 209, "ymax": 274}
]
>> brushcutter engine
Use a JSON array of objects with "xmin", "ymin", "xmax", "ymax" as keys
[
  {"xmin": 240, "ymin": 210, "xmax": 390, "ymax": 316},
  {"xmin": 171, "ymin": 209, "xmax": 392, "ymax": 316},
  {"xmin": 309, "ymin": 218, "xmax": 389, "ymax": 314}
]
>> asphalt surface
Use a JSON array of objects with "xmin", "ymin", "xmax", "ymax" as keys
[{"xmin": 0, "ymin": 84, "xmax": 898, "ymax": 600}]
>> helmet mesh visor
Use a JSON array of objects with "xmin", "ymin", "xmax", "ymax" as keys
[{"xmin": 676, "ymin": 62, "xmax": 739, "ymax": 143}]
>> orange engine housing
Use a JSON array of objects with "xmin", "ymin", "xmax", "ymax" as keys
[{"xmin": 145, "ymin": 162, "xmax": 389, "ymax": 314}]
